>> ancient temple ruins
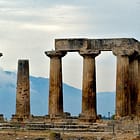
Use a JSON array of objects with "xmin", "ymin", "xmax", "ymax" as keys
[
  {"xmin": 1, "ymin": 38, "xmax": 140, "ymax": 122},
  {"xmin": 45, "ymin": 38, "xmax": 140, "ymax": 121}
]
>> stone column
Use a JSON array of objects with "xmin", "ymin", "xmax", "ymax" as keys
[
  {"xmin": 16, "ymin": 60, "xmax": 30, "ymax": 119},
  {"xmin": 113, "ymin": 48, "xmax": 134, "ymax": 118},
  {"xmin": 129, "ymin": 53, "xmax": 139, "ymax": 116},
  {"xmin": 45, "ymin": 51, "xmax": 66, "ymax": 117},
  {"xmin": 0, "ymin": 53, "xmax": 4, "ymax": 122},
  {"xmin": 80, "ymin": 50, "xmax": 100, "ymax": 121},
  {"xmin": 137, "ymin": 56, "xmax": 140, "ymax": 116}
]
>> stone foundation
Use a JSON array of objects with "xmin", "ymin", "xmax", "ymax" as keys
[{"xmin": 0, "ymin": 114, "xmax": 4, "ymax": 122}]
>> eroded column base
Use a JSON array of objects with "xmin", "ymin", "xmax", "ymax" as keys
[
  {"xmin": 79, "ymin": 114, "xmax": 96, "ymax": 123},
  {"xmin": 11, "ymin": 114, "xmax": 31, "ymax": 122},
  {"xmin": 0, "ymin": 114, "xmax": 5, "ymax": 122}
]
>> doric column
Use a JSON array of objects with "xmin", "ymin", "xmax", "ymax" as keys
[
  {"xmin": 16, "ymin": 60, "xmax": 30, "ymax": 119},
  {"xmin": 0, "ymin": 53, "xmax": 6, "ymax": 122},
  {"xmin": 80, "ymin": 50, "xmax": 100, "ymax": 120},
  {"xmin": 45, "ymin": 51, "xmax": 66, "ymax": 117},
  {"xmin": 129, "ymin": 53, "xmax": 139, "ymax": 116},
  {"xmin": 137, "ymin": 56, "xmax": 140, "ymax": 116},
  {"xmin": 0, "ymin": 53, "xmax": 2, "ymax": 119},
  {"xmin": 113, "ymin": 48, "xmax": 134, "ymax": 118}
]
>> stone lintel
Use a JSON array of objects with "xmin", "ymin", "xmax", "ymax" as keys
[
  {"xmin": 90, "ymin": 38, "xmax": 139, "ymax": 51},
  {"xmin": 45, "ymin": 51, "xmax": 66, "ymax": 58},
  {"xmin": 79, "ymin": 50, "xmax": 100, "ymax": 57},
  {"xmin": 55, "ymin": 38, "xmax": 139, "ymax": 51},
  {"xmin": 0, "ymin": 53, "xmax": 3, "ymax": 57},
  {"xmin": 55, "ymin": 38, "xmax": 89, "ymax": 51}
]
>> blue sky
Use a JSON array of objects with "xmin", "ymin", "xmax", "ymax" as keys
[{"xmin": 0, "ymin": 0, "xmax": 140, "ymax": 92}]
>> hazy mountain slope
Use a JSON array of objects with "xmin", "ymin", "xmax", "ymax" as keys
[{"xmin": 0, "ymin": 69, "xmax": 115, "ymax": 119}]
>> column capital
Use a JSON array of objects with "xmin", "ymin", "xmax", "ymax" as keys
[
  {"xmin": 45, "ymin": 51, "xmax": 67, "ymax": 58},
  {"xmin": 79, "ymin": 50, "xmax": 100, "ymax": 58},
  {"xmin": 137, "ymin": 51, "xmax": 140, "ymax": 60},
  {"xmin": 0, "ymin": 53, "xmax": 3, "ymax": 57},
  {"xmin": 129, "ymin": 51, "xmax": 140, "ymax": 60},
  {"xmin": 112, "ymin": 47, "xmax": 135, "ymax": 56},
  {"xmin": 138, "ymin": 55, "xmax": 140, "ymax": 60}
]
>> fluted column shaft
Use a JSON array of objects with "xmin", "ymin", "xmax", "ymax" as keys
[
  {"xmin": 80, "ymin": 50, "xmax": 100, "ymax": 120},
  {"xmin": 113, "ymin": 49, "xmax": 134, "ymax": 118},
  {"xmin": 137, "ymin": 56, "xmax": 140, "ymax": 116},
  {"xmin": 129, "ymin": 54, "xmax": 139, "ymax": 115},
  {"xmin": 116, "ymin": 56, "xmax": 130, "ymax": 117},
  {"xmin": 45, "ymin": 51, "xmax": 66, "ymax": 117},
  {"xmin": 16, "ymin": 60, "xmax": 30, "ymax": 118}
]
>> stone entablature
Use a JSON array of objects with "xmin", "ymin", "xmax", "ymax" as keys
[{"xmin": 55, "ymin": 38, "xmax": 140, "ymax": 51}]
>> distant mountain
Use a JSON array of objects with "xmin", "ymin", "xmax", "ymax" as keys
[{"xmin": 0, "ymin": 69, "xmax": 115, "ymax": 119}]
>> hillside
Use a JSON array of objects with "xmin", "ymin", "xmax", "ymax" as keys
[{"xmin": 0, "ymin": 68, "xmax": 115, "ymax": 119}]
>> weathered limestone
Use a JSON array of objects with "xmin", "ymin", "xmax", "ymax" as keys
[
  {"xmin": 15, "ymin": 60, "xmax": 30, "ymax": 119},
  {"xmin": 49, "ymin": 132, "xmax": 61, "ymax": 140},
  {"xmin": 0, "ymin": 114, "xmax": 4, "ymax": 122},
  {"xmin": 113, "ymin": 48, "xmax": 135, "ymax": 118},
  {"xmin": 129, "ymin": 53, "xmax": 139, "ymax": 116},
  {"xmin": 54, "ymin": 38, "xmax": 140, "ymax": 120},
  {"xmin": 0, "ymin": 53, "xmax": 3, "ymax": 122},
  {"xmin": 80, "ymin": 50, "xmax": 100, "ymax": 121},
  {"xmin": 90, "ymin": 38, "xmax": 139, "ymax": 51},
  {"xmin": 137, "ymin": 56, "xmax": 140, "ymax": 116},
  {"xmin": 45, "ymin": 51, "xmax": 66, "ymax": 118},
  {"xmin": 55, "ymin": 38, "xmax": 139, "ymax": 51},
  {"xmin": 55, "ymin": 39, "xmax": 89, "ymax": 51}
]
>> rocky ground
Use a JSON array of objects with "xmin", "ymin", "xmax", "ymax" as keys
[
  {"xmin": 0, "ymin": 129, "xmax": 140, "ymax": 140},
  {"xmin": 1, "ymin": 117, "xmax": 140, "ymax": 140}
]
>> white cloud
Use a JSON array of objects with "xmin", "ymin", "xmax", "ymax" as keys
[
  {"xmin": 96, "ymin": 52, "xmax": 116, "ymax": 92},
  {"xmin": 0, "ymin": 0, "xmax": 140, "ymax": 92},
  {"xmin": 21, "ymin": 23, "xmax": 62, "ymax": 31},
  {"xmin": 63, "ymin": 52, "xmax": 83, "ymax": 89}
]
